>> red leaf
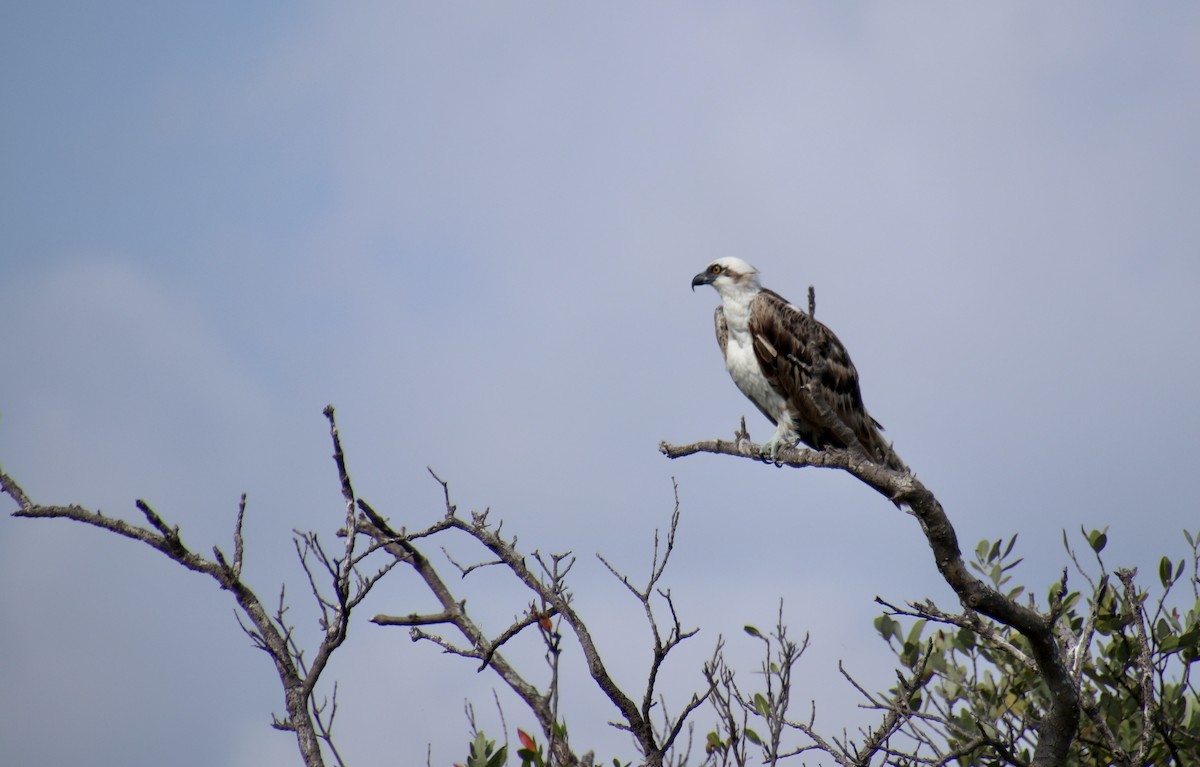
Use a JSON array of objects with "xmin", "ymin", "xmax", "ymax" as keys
[{"xmin": 517, "ymin": 729, "xmax": 536, "ymax": 751}]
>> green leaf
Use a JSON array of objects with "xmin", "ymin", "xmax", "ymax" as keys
[
  {"xmin": 906, "ymin": 619, "xmax": 927, "ymax": 645},
  {"xmin": 956, "ymin": 627, "xmax": 977, "ymax": 651},
  {"xmin": 1000, "ymin": 557, "xmax": 1025, "ymax": 573},
  {"xmin": 485, "ymin": 747, "xmax": 507, "ymax": 767},
  {"xmin": 745, "ymin": 727, "xmax": 763, "ymax": 745},
  {"xmin": 753, "ymin": 692, "xmax": 770, "ymax": 716},
  {"xmin": 1161, "ymin": 556, "xmax": 1175, "ymax": 588},
  {"xmin": 467, "ymin": 731, "xmax": 497, "ymax": 767},
  {"xmin": 1178, "ymin": 627, "xmax": 1200, "ymax": 649},
  {"xmin": 875, "ymin": 615, "xmax": 896, "ymax": 640},
  {"xmin": 744, "ymin": 625, "xmax": 762, "ymax": 638},
  {"xmin": 975, "ymin": 539, "xmax": 991, "ymax": 562},
  {"xmin": 1048, "ymin": 580, "xmax": 1064, "ymax": 602},
  {"xmin": 1060, "ymin": 591, "xmax": 1081, "ymax": 612},
  {"xmin": 1158, "ymin": 617, "xmax": 1175, "ymax": 639},
  {"xmin": 1003, "ymin": 533, "xmax": 1019, "ymax": 558},
  {"xmin": 1088, "ymin": 528, "xmax": 1108, "ymax": 554},
  {"xmin": 988, "ymin": 538, "xmax": 1002, "ymax": 563},
  {"xmin": 1096, "ymin": 611, "xmax": 1134, "ymax": 635}
]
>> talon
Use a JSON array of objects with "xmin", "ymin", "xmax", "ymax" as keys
[
  {"xmin": 759, "ymin": 426, "xmax": 797, "ymax": 465},
  {"xmin": 759, "ymin": 444, "xmax": 784, "ymax": 466}
]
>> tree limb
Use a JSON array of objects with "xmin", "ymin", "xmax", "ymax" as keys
[
  {"xmin": 1, "ymin": 468, "xmax": 328, "ymax": 767},
  {"xmin": 660, "ymin": 431, "xmax": 1080, "ymax": 767}
]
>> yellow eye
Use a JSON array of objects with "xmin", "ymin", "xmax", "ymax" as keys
[{"xmin": 709, "ymin": 264, "xmax": 722, "ymax": 275}]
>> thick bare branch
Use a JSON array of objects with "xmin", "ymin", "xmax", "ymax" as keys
[{"xmin": 661, "ymin": 429, "xmax": 1080, "ymax": 767}]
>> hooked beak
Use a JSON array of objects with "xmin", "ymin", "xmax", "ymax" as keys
[{"xmin": 691, "ymin": 271, "xmax": 713, "ymax": 292}]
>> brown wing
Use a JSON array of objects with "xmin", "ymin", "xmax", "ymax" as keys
[
  {"xmin": 714, "ymin": 305, "xmax": 728, "ymax": 358},
  {"xmin": 749, "ymin": 289, "xmax": 904, "ymax": 469}
]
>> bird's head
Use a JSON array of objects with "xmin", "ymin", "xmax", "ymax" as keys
[{"xmin": 691, "ymin": 257, "xmax": 762, "ymax": 298}]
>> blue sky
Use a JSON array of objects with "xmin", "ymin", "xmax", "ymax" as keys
[{"xmin": 2, "ymin": 4, "xmax": 1199, "ymax": 766}]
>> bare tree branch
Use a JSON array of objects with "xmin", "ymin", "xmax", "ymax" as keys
[
  {"xmin": 0, "ymin": 407, "xmax": 404, "ymax": 767},
  {"xmin": 2, "ymin": 469, "xmax": 329, "ymax": 767},
  {"xmin": 353, "ymin": 495, "xmax": 566, "ymax": 762},
  {"xmin": 661, "ymin": 427, "xmax": 1080, "ymax": 767}
]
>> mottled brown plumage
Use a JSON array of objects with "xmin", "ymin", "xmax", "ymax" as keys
[
  {"xmin": 696, "ymin": 257, "xmax": 904, "ymax": 470},
  {"xmin": 752, "ymin": 290, "xmax": 902, "ymax": 469}
]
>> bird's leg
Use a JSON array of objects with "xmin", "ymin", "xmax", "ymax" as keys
[{"xmin": 760, "ymin": 423, "xmax": 798, "ymax": 464}]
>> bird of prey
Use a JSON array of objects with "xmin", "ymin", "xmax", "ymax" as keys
[{"xmin": 691, "ymin": 257, "xmax": 904, "ymax": 470}]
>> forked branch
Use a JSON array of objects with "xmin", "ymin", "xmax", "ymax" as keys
[
  {"xmin": 357, "ymin": 459, "xmax": 710, "ymax": 766},
  {"xmin": 1, "ymin": 471, "xmax": 329, "ymax": 767},
  {"xmin": 0, "ymin": 406, "xmax": 400, "ymax": 767},
  {"xmin": 661, "ymin": 412, "xmax": 1080, "ymax": 766}
]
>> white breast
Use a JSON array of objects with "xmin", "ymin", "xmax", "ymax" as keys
[{"xmin": 721, "ymin": 294, "xmax": 791, "ymax": 425}]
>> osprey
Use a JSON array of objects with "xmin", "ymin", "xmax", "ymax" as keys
[{"xmin": 692, "ymin": 257, "xmax": 905, "ymax": 470}]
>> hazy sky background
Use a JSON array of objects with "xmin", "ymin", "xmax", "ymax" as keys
[{"xmin": 2, "ymin": 4, "xmax": 1198, "ymax": 766}]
